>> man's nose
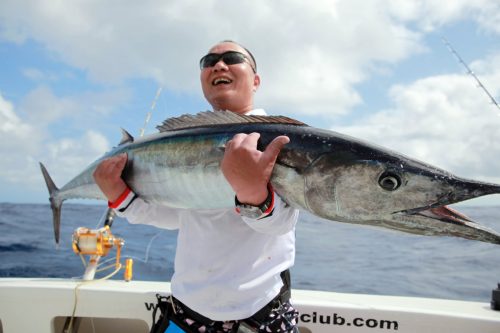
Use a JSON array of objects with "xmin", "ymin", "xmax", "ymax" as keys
[{"xmin": 212, "ymin": 59, "xmax": 228, "ymax": 71}]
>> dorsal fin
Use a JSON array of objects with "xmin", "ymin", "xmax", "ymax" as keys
[
  {"xmin": 119, "ymin": 128, "xmax": 134, "ymax": 145},
  {"xmin": 156, "ymin": 111, "xmax": 308, "ymax": 132}
]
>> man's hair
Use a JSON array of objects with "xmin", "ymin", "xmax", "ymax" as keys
[{"xmin": 220, "ymin": 40, "xmax": 257, "ymax": 72}]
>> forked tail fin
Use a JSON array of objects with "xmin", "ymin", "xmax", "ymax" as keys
[{"xmin": 39, "ymin": 162, "xmax": 62, "ymax": 245}]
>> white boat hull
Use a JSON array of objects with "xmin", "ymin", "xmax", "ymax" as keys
[{"xmin": 1, "ymin": 278, "xmax": 499, "ymax": 332}]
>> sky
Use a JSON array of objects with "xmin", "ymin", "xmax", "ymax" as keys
[{"xmin": 0, "ymin": 0, "xmax": 500, "ymax": 206}]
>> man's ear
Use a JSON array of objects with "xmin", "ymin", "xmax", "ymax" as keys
[{"xmin": 253, "ymin": 73, "xmax": 261, "ymax": 92}]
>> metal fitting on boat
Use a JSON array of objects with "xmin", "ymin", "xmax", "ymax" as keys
[{"xmin": 491, "ymin": 283, "xmax": 500, "ymax": 311}]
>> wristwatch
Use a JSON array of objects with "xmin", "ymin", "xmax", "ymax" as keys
[{"xmin": 235, "ymin": 184, "xmax": 275, "ymax": 219}]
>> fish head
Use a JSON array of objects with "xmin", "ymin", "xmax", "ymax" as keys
[
  {"xmin": 304, "ymin": 153, "xmax": 444, "ymax": 220},
  {"xmin": 303, "ymin": 149, "xmax": 500, "ymax": 244}
]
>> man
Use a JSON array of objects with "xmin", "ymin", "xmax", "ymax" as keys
[{"xmin": 94, "ymin": 41, "xmax": 300, "ymax": 332}]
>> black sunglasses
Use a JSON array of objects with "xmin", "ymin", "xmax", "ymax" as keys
[{"xmin": 199, "ymin": 51, "xmax": 256, "ymax": 73}]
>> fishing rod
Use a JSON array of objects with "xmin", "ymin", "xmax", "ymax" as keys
[
  {"xmin": 139, "ymin": 86, "xmax": 163, "ymax": 137},
  {"xmin": 441, "ymin": 37, "xmax": 500, "ymax": 112},
  {"xmin": 63, "ymin": 87, "xmax": 164, "ymax": 333},
  {"xmin": 442, "ymin": 37, "xmax": 500, "ymax": 311}
]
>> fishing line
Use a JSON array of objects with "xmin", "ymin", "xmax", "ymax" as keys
[
  {"xmin": 142, "ymin": 230, "xmax": 165, "ymax": 263},
  {"xmin": 99, "ymin": 229, "xmax": 164, "ymax": 265},
  {"xmin": 90, "ymin": 317, "xmax": 96, "ymax": 333},
  {"xmin": 66, "ymin": 263, "xmax": 123, "ymax": 333},
  {"xmin": 95, "ymin": 263, "xmax": 120, "ymax": 273},
  {"xmin": 71, "ymin": 227, "xmax": 164, "ymax": 280},
  {"xmin": 83, "ymin": 229, "xmax": 164, "ymax": 276},
  {"xmin": 79, "ymin": 253, "xmax": 87, "ymax": 267}
]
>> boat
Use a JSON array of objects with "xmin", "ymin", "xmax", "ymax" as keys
[
  {"xmin": 1, "ymin": 215, "xmax": 500, "ymax": 333},
  {"xmin": 1, "ymin": 277, "xmax": 500, "ymax": 332}
]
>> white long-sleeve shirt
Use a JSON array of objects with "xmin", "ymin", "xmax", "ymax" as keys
[{"xmin": 115, "ymin": 109, "xmax": 299, "ymax": 321}]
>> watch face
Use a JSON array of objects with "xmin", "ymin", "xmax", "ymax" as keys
[
  {"xmin": 235, "ymin": 185, "xmax": 274, "ymax": 219},
  {"xmin": 238, "ymin": 205, "xmax": 265, "ymax": 219}
]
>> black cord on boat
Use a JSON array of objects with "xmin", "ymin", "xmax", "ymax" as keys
[{"xmin": 491, "ymin": 283, "xmax": 500, "ymax": 311}]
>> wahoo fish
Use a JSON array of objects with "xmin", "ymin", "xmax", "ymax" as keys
[{"xmin": 40, "ymin": 111, "xmax": 500, "ymax": 245}]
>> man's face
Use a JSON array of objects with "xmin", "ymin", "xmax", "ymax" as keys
[{"xmin": 200, "ymin": 42, "xmax": 260, "ymax": 114}]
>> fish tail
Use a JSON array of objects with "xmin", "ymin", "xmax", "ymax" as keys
[{"xmin": 39, "ymin": 162, "xmax": 63, "ymax": 245}]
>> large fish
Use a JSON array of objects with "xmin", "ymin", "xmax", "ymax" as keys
[{"xmin": 40, "ymin": 111, "xmax": 500, "ymax": 245}]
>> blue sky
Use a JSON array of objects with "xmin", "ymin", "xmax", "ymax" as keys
[{"xmin": 0, "ymin": 0, "xmax": 499, "ymax": 205}]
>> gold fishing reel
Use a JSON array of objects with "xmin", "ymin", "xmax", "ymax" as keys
[
  {"xmin": 72, "ymin": 225, "xmax": 133, "ymax": 281},
  {"xmin": 72, "ymin": 225, "xmax": 122, "ymax": 257}
]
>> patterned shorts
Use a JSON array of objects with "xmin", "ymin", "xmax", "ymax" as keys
[{"xmin": 172, "ymin": 298, "xmax": 299, "ymax": 333}]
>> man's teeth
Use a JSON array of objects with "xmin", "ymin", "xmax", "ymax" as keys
[{"xmin": 213, "ymin": 78, "xmax": 232, "ymax": 85}]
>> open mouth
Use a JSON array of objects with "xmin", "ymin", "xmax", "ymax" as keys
[
  {"xmin": 395, "ymin": 204, "xmax": 474, "ymax": 225},
  {"xmin": 212, "ymin": 77, "xmax": 232, "ymax": 86},
  {"xmin": 416, "ymin": 206, "xmax": 474, "ymax": 224}
]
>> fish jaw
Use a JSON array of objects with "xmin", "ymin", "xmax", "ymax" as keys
[
  {"xmin": 387, "ymin": 177, "xmax": 500, "ymax": 244},
  {"xmin": 391, "ymin": 205, "xmax": 500, "ymax": 245},
  {"xmin": 375, "ymin": 175, "xmax": 500, "ymax": 244},
  {"xmin": 419, "ymin": 206, "xmax": 474, "ymax": 223}
]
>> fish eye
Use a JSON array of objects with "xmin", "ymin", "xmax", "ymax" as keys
[{"xmin": 378, "ymin": 172, "xmax": 401, "ymax": 191}]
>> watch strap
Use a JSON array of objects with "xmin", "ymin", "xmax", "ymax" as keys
[{"xmin": 235, "ymin": 183, "xmax": 275, "ymax": 219}]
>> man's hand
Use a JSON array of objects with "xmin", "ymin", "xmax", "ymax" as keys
[
  {"xmin": 93, "ymin": 153, "xmax": 129, "ymax": 202},
  {"xmin": 221, "ymin": 133, "xmax": 289, "ymax": 206}
]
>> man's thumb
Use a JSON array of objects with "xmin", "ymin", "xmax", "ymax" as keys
[{"xmin": 263, "ymin": 135, "xmax": 290, "ymax": 164}]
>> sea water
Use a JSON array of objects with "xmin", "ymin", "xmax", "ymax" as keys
[{"xmin": 1, "ymin": 203, "xmax": 500, "ymax": 303}]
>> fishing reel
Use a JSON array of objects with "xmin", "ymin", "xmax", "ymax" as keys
[{"xmin": 72, "ymin": 225, "xmax": 133, "ymax": 281}]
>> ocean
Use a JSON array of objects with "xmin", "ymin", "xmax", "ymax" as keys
[{"xmin": 1, "ymin": 202, "xmax": 500, "ymax": 303}]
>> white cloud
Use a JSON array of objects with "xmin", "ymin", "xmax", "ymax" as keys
[
  {"xmin": 0, "ymin": 92, "xmax": 44, "ymax": 185},
  {"xmin": 43, "ymin": 130, "xmax": 110, "ymax": 185},
  {"xmin": 0, "ymin": 94, "xmax": 28, "ymax": 132},
  {"xmin": 22, "ymin": 67, "xmax": 64, "ymax": 82},
  {"xmin": 2, "ymin": 0, "xmax": 497, "ymax": 118},
  {"xmin": 0, "ymin": 0, "xmax": 497, "ymax": 118},
  {"xmin": 387, "ymin": 0, "xmax": 500, "ymax": 33},
  {"xmin": 20, "ymin": 86, "xmax": 78, "ymax": 124},
  {"xmin": 0, "ymin": 93, "xmax": 37, "ymax": 155},
  {"xmin": 22, "ymin": 68, "xmax": 45, "ymax": 81},
  {"xmin": 17, "ymin": 85, "xmax": 132, "ymax": 131},
  {"xmin": 0, "ymin": 91, "xmax": 111, "ymax": 191}
]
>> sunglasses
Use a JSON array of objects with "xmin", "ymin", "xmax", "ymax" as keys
[{"xmin": 199, "ymin": 51, "xmax": 256, "ymax": 73}]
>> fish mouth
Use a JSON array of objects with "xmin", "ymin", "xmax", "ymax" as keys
[
  {"xmin": 395, "ymin": 194, "xmax": 474, "ymax": 225},
  {"xmin": 402, "ymin": 205, "xmax": 474, "ymax": 225},
  {"xmin": 393, "ymin": 203, "xmax": 500, "ymax": 245},
  {"xmin": 389, "ymin": 177, "xmax": 500, "ymax": 244}
]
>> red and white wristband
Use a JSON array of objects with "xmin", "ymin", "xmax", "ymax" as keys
[{"xmin": 108, "ymin": 187, "xmax": 137, "ymax": 212}]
